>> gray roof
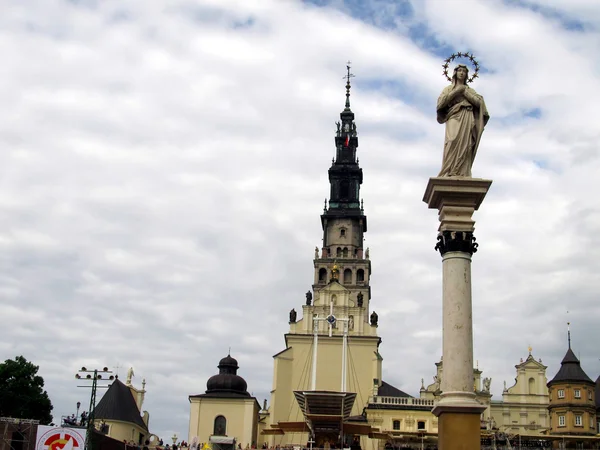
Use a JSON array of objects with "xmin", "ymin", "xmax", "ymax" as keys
[
  {"xmin": 377, "ymin": 380, "xmax": 412, "ymax": 398},
  {"xmin": 94, "ymin": 378, "xmax": 148, "ymax": 431},
  {"xmin": 548, "ymin": 347, "xmax": 593, "ymax": 386}
]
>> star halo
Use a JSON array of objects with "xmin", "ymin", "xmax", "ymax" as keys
[{"xmin": 442, "ymin": 52, "xmax": 480, "ymax": 83}]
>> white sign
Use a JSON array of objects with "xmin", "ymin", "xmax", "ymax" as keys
[{"xmin": 36, "ymin": 426, "xmax": 86, "ymax": 450}]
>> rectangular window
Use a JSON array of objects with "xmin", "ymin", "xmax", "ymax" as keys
[
  {"xmin": 558, "ymin": 389, "xmax": 565, "ymax": 399},
  {"xmin": 590, "ymin": 417, "xmax": 594, "ymax": 428},
  {"xmin": 574, "ymin": 389, "xmax": 581, "ymax": 399},
  {"xmin": 417, "ymin": 421, "xmax": 426, "ymax": 430},
  {"xmin": 559, "ymin": 415, "xmax": 565, "ymax": 427},
  {"xmin": 588, "ymin": 391, "xmax": 593, "ymax": 401},
  {"xmin": 575, "ymin": 415, "xmax": 582, "ymax": 426},
  {"xmin": 393, "ymin": 420, "xmax": 400, "ymax": 430}
]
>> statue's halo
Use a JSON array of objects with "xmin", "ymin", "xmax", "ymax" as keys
[{"xmin": 442, "ymin": 52, "xmax": 480, "ymax": 83}]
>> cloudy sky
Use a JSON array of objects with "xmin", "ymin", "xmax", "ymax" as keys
[{"xmin": 2, "ymin": 0, "xmax": 600, "ymax": 442}]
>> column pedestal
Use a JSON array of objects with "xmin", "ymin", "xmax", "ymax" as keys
[{"xmin": 423, "ymin": 177, "xmax": 492, "ymax": 450}]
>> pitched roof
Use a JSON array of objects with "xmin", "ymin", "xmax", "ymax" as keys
[
  {"xmin": 548, "ymin": 347, "xmax": 593, "ymax": 386},
  {"xmin": 377, "ymin": 380, "xmax": 412, "ymax": 398},
  {"xmin": 94, "ymin": 379, "xmax": 148, "ymax": 431}
]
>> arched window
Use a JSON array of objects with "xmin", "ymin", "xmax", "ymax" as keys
[
  {"xmin": 343, "ymin": 247, "xmax": 348, "ymax": 258},
  {"xmin": 343, "ymin": 269, "xmax": 352, "ymax": 284},
  {"xmin": 214, "ymin": 415, "xmax": 226, "ymax": 436},
  {"xmin": 357, "ymin": 269, "xmax": 364, "ymax": 282},
  {"xmin": 528, "ymin": 377, "xmax": 535, "ymax": 395},
  {"xmin": 340, "ymin": 228, "xmax": 346, "ymax": 237},
  {"xmin": 318, "ymin": 268, "xmax": 327, "ymax": 282},
  {"xmin": 336, "ymin": 247, "xmax": 342, "ymax": 257}
]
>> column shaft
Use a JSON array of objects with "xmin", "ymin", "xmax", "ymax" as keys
[{"xmin": 440, "ymin": 251, "xmax": 475, "ymax": 401}]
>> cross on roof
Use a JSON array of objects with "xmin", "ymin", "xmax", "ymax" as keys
[{"xmin": 345, "ymin": 61, "xmax": 355, "ymax": 85}]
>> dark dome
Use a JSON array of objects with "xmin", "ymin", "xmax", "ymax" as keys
[
  {"xmin": 218, "ymin": 355, "xmax": 238, "ymax": 368},
  {"xmin": 206, "ymin": 373, "xmax": 248, "ymax": 394},
  {"xmin": 205, "ymin": 354, "xmax": 250, "ymax": 396}
]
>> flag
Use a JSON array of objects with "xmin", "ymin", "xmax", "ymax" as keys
[{"xmin": 344, "ymin": 134, "xmax": 349, "ymax": 147}]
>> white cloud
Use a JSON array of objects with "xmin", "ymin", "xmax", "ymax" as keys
[{"xmin": 0, "ymin": 0, "xmax": 599, "ymax": 442}]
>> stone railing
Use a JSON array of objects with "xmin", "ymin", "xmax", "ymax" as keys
[{"xmin": 370, "ymin": 396, "xmax": 435, "ymax": 408}]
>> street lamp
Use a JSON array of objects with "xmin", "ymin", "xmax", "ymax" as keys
[
  {"xmin": 76, "ymin": 402, "xmax": 81, "ymax": 420},
  {"xmin": 75, "ymin": 366, "xmax": 114, "ymax": 450}
]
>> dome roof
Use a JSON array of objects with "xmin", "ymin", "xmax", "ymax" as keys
[
  {"xmin": 205, "ymin": 354, "xmax": 250, "ymax": 397},
  {"xmin": 218, "ymin": 355, "xmax": 238, "ymax": 368}
]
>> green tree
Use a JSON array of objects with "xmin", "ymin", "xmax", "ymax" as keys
[{"xmin": 0, "ymin": 356, "xmax": 53, "ymax": 424}]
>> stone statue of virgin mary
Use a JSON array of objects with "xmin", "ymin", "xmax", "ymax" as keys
[{"xmin": 437, "ymin": 64, "xmax": 489, "ymax": 177}]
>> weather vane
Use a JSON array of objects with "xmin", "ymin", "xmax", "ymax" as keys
[
  {"xmin": 442, "ymin": 52, "xmax": 480, "ymax": 83},
  {"xmin": 344, "ymin": 61, "xmax": 355, "ymax": 84}
]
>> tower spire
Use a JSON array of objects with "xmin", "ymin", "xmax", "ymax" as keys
[
  {"xmin": 344, "ymin": 61, "xmax": 354, "ymax": 111},
  {"xmin": 567, "ymin": 322, "xmax": 571, "ymax": 349}
]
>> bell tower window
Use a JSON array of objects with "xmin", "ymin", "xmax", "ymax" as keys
[
  {"xmin": 340, "ymin": 228, "xmax": 346, "ymax": 237},
  {"xmin": 343, "ymin": 247, "xmax": 348, "ymax": 258},
  {"xmin": 336, "ymin": 247, "xmax": 342, "ymax": 257},
  {"xmin": 340, "ymin": 180, "xmax": 350, "ymax": 199},
  {"xmin": 343, "ymin": 269, "xmax": 352, "ymax": 284},
  {"xmin": 318, "ymin": 268, "xmax": 327, "ymax": 283},
  {"xmin": 357, "ymin": 269, "xmax": 364, "ymax": 283}
]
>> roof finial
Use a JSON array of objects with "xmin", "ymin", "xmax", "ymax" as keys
[
  {"xmin": 344, "ymin": 61, "xmax": 355, "ymax": 111},
  {"xmin": 567, "ymin": 322, "xmax": 571, "ymax": 349}
]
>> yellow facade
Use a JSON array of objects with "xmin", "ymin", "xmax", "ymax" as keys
[
  {"xmin": 101, "ymin": 420, "xmax": 149, "ymax": 444},
  {"xmin": 490, "ymin": 352, "xmax": 549, "ymax": 434},
  {"xmin": 548, "ymin": 383, "xmax": 596, "ymax": 435},
  {"xmin": 188, "ymin": 397, "xmax": 259, "ymax": 447},
  {"xmin": 267, "ymin": 280, "xmax": 380, "ymax": 447}
]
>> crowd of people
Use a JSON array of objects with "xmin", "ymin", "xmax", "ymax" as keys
[{"xmin": 61, "ymin": 412, "xmax": 88, "ymax": 427}]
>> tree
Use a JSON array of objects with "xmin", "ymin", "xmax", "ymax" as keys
[{"xmin": 0, "ymin": 356, "xmax": 53, "ymax": 424}]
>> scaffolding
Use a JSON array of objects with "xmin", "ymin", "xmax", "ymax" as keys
[{"xmin": 0, "ymin": 418, "xmax": 40, "ymax": 450}]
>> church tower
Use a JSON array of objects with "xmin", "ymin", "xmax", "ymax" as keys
[
  {"xmin": 265, "ymin": 67, "xmax": 382, "ymax": 448},
  {"xmin": 315, "ymin": 65, "xmax": 371, "ymax": 311}
]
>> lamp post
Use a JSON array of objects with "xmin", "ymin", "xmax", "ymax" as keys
[
  {"xmin": 172, "ymin": 435, "xmax": 178, "ymax": 446},
  {"xmin": 76, "ymin": 402, "xmax": 81, "ymax": 422},
  {"xmin": 75, "ymin": 366, "xmax": 114, "ymax": 450}
]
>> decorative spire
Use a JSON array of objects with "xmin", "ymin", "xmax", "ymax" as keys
[
  {"xmin": 567, "ymin": 322, "xmax": 571, "ymax": 349},
  {"xmin": 344, "ymin": 61, "xmax": 355, "ymax": 111}
]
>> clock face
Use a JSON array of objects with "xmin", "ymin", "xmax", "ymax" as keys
[{"xmin": 326, "ymin": 314, "xmax": 336, "ymax": 325}]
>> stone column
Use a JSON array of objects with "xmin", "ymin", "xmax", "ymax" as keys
[{"xmin": 423, "ymin": 177, "xmax": 492, "ymax": 450}]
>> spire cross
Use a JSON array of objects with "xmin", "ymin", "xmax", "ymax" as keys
[{"xmin": 344, "ymin": 61, "xmax": 355, "ymax": 110}]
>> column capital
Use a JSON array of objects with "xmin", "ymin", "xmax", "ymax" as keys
[{"xmin": 436, "ymin": 231, "xmax": 478, "ymax": 256}]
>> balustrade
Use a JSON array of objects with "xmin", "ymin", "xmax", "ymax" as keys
[{"xmin": 371, "ymin": 396, "xmax": 435, "ymax": 407}]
